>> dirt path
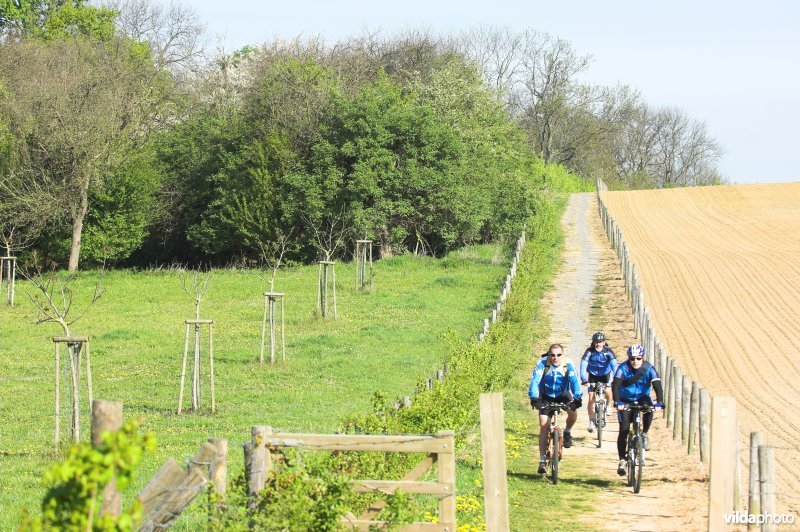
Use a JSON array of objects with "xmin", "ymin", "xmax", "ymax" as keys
[{"xmin": 542, "ymin": 192, "xmax": 707, "ymax": 530}]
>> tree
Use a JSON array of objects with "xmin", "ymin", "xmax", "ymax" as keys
[{"xmin": 0, "ymin": 35, "xmax": 166, "ymax": 270}]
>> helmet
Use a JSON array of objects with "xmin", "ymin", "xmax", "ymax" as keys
[
  {"xmin": 627, "ymin": 344, "xmax": 646, "ymax": 359},
  {"xmin": 592, "ymin": 332, "xmax": 606, "ymax": 343}
]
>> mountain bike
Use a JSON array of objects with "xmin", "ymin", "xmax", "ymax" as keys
[
  {"xmin": 623, "ymin": 402, "xmax": 655, "ymax": 493},
  {"xmin": 589, "ymin": 382, "xmax": 607, "ymax": 448},
  {"xmin": 540, "ymin": 402, "xmax": 571, "ymax": 485}
]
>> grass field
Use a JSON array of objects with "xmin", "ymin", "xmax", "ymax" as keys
[{"xmin": 0, "ymin": 245, "xmax": 510, "ymax": 523}]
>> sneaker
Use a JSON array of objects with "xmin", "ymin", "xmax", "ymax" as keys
[
  {"xmin": 587, "ymin": 420, "xmax": 595, "ymax": 433},
  {"xmin": 642, "ymin": 432, "xmax": 650, "ymax": 451},
  {"xmin": 537, "ymin": 458, "xmax": 547, "ymax": 474},
  {"xmin": 617, "ymin": 459, "xmax": 627, "ymax": 476},
  {"xmin": 563, "ymin": 430, "xmax": 573, "ymax": 448}
]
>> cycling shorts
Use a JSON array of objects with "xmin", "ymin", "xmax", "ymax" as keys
[
  {"xmin": 539, "ymin": 392, "xmax": 575, "ymax": 415},
  {"xmin": 587, "ymin": 372, "xmax": 613, "ymax": 385}
]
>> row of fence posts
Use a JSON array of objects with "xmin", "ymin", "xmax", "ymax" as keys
[
  {"xmin": 594, "ymin": 179, "xmax": 778, "ymax": 531},
  {"xmin": 389, "ymin": 231, "xmax": 527, "ymax": 412}
]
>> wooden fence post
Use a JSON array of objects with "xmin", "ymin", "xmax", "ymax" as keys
[
  {"xmin": 748, "ymin": 432, "xmax": 764, "ymax": 530},
  {"xmin": 479, "ymin": 393, "xmax": 509, "ymax": 532},
  {"xmin": 665, "ymin": 357, "xmax": 673, "ymax": 425},
  {"xmin": 689, "ymin": 381, "xmax": 699, "ymax": 455},
  {"xmin": 249, "ymin": 426, "xmax": 272, "ymax": 502},
  {"xmin": 208, "ymin": 438, "xmax": 228, "ymax": 496},
  {"xmin": 708, "ymin": 396, "xmax": 738, "ymax": 531},
  {"xmin": 673, "ymin": 366, "xmax": 682, "ymax": 441},
  {"xmin": 437, "ymin": 430, "xmax": 457, "ymax": 530},
  {"xmin": 92, "ymin": 400, "xmax": 123, "ymax": 519},
  {"xmin": 758, "ymin": 445, "xmax": 777, "ymax": 532},
  {"xmin": 682, "ymin": 375, "xmax": 691, "ymax": 445},
  {"xmin": 699, "ymin": 388, "xmax": 711, "ymax": 465}
]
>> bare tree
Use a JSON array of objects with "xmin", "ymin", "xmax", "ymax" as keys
[
  {"xmin": 304, "ymin": 210, "xmax": 348, "ymax": 262},
  {"xmin": 104, "ymin": 0, "xmax": 206, "ymax": 73},
  {"xmin": 178, "ymin": 267, "xmax": 212, "ymax": 319},
  {"xmin": 256, "ymin": 230, "xmax": 293, "ymax": 292}
]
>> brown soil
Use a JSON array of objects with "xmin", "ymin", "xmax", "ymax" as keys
[{"xmin": 601, "ymin": 183, "xmax": 800, "ymax": 516}]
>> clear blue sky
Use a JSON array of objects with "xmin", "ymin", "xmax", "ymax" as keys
[{"xmin": 187, "ymin": 0, "xmax": 800, "ymax": 185}]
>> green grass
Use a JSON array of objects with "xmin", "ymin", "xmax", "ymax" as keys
[{"xmin": 0, "ymin": 244, "xmax": 510, "ymax": 524}]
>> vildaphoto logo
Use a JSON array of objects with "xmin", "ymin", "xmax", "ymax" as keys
[{"xmin": 724, "ymin": 512, "xmax": 796, "ymax": 525}]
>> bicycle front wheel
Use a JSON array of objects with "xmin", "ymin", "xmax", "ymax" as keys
[
  {"xmin": 627, "ymin": 436, "xmax": 636, "ymax": 487},
  {"xmin": 634, "ymin": 437, "xmax": 644, "ymax": 493},
  {"xmin": 551, "ymin": 429, "xmax": 560, "ymax": 485},
  {"xmin": 595, "ymin": 401, "xmax": 604, "ymax": 448}
]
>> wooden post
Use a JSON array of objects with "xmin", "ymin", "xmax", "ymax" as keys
[
  {"xmin": 479, "ymin": 393, "xmax": 509, "ymax": 531},
  {"xmin": 748, "ymin": 432, "xmax": 764, "ymax": 529},
  {"xmin": 178, "ymin": 323, "xmax": 190, "ymax": 414},
  {"xmin": 209, "ymin": 323, "xmax": 215, "ymax": 414},
  {"xmin": 54, "ymin": 341, "xmax": 60, "ymax": 447},
  {"xmin": 665, "ymin": 357, "xmax": 673, "ymax": 425},
  {"xmin": 699, "ymin": 388, "xmax": 711, "ymax": 465},
  {"xmin": 682, "ymin": 375, "xmax": 691, "ymax": 445},
  {"xmin": 259, "ymin": 293, "xmax": 268, "ymax": 364},
  {"xmin": 355, "ymin": 240, "xmax": 373, "ymax": 291},
  {"xmin": 437, "ymin": 430, "xmax": 457, "ymax": 530},
  {"xmin": 708, "ymin": 396, "xmax": 738, "ymax": 531},
  {"xmin": 92, "ymin": 400, "xmax": 123, "ymax": 518},
  {"xmin": 208, "ymin": 438, "xmax": 228, "ymax": 496},
  {"xmin": 1, "ymin": 256, "xmax": 16, "ymax": 306},
  {"xmin": 249, "ymin": 426, "xmax": 272, "ymax": 500},
  {"xmin": 689, "ymin": 381, "xmax": 700, "ymax": 455},
  {"xmin": 179, "ymin": 320, "xmax": 215, "ymax": 414},
  {"xmin": 758, "ymin": 445, "xmax": 777, "ymax": 532},
  {"xmin": 673, "ymin": 366, "xmax": 682, "ymax": 441},
  {"xmin": 262, "ymin": 293, "xmax": 285, "ymax": 364}
]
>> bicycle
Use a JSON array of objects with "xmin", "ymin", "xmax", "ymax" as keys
[
  {"xmin": 539, "ymin": 401, "xmax": 571, "ymax": 485},
  {"xmin": 588, "ymin": 382, "xmax": 608, "ymax": 448},
  {"xmin": 621, "ymin": 402, "xmax": 655, "ymax": 493}
]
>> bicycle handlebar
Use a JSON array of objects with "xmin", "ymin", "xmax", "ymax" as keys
[{"xmin": 537, "ymin": 401, "xmax": 572, "ymax": 412}]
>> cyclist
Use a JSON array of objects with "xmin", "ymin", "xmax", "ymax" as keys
[
  {"xmin": 613, "ymin": 344, "xmax": 664, "ymax": 476},
  {"xmin": 580, "ymin": 331, "xmax": 618, "ymax": 432},
  {"xmin": 529, "ymin": 343, "xmax": 583, "ymax": 474}
]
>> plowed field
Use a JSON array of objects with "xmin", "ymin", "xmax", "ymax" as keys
[{"xmin": 601, "ymin": 183, "xmax": 800, "ymax": 514}]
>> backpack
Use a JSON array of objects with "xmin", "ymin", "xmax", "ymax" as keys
[{"xmin": 539, "ymin": 358, "xmax": 569, "ymax": 395}]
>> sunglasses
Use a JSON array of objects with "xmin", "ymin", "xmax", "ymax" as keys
[
  {"xmin": 549, "ymin": 353, "xmax": 562, "ymax": 358},
  {"xmin": 629, "ymin": 356, "xmax": 643, "ymax": 361}
]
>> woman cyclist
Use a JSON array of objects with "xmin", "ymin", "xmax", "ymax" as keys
[{"xmin": 613, "ymin": 344, "xmax": 664, "ymax": 476}]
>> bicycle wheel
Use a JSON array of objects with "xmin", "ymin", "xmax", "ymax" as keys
[
  {"xmin": 627, "ymin": 436, "xmax": 636, "ymax": 487},
  {"xmin": 634, "ymin": 436, "xmax": 644, "ymax": 493},
  {"xmin": 551, "ymin": 429, "xmax": 560, "ymax": 485},
  {"xmin": 595, "ymin": 400, "xmax": 604, "ymax": 448}
]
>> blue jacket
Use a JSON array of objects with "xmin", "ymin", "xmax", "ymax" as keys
[
  {"xmin": 613, "ymin": 361, "xmax": 661, "ymax": 402},
  {"xmin": 580, "ymin": 346, "xmax": 618, "ymax": 382},
  {"xmin": 529, "ymin": 359, "xmax": 582, "ymax": 400}
]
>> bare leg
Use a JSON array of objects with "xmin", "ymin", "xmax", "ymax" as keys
[
  {"xmin": 538, "ymin": 414, "xmax": 550, "ymax": 457},
  {"xmin": 587, "ymin": 390, "xmax": 596, "ymax": 419},
  {"xmin": 565, "ymin": 408, "xmax": 578, "ymax": 430}
]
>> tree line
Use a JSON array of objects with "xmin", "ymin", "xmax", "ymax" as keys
[{"xmin": 0, "ymin": 1, "xmax": 724, "ymax": 271}]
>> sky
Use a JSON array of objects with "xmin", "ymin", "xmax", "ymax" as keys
[{"xmin": 186, "ymin": 0, "xmax": 800, "ymax": 185}]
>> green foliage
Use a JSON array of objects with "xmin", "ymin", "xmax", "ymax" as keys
[
  {"xmin": 82, "ymin": 150, "xmax": 164, "ymax": 264},
  {"xmin": 20, "ymin": 419, "xmax": 155, "ymax": 531},
  {"xmin": 0, "ymin": 0, "xmax": 118, "ymax": 41},
  {"xmin": 208, "ymin": 452, "xmax": 355, "ymax": 531}
]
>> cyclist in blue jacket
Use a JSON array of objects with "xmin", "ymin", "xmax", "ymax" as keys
[
  {"xmin": 580, "ymin": 332, "xmax": 618, "ymax": 433},
  {"xmin": 529, "ymin": 343, "xmax": 583, "ymax": 474},
  {"xmin": 613, "ymin": 344, "xmax": 664, "ymax": 476}
]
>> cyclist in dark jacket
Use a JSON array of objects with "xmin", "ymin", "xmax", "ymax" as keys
[
  {"xmin": 613, "ymin": 344, "xmax": 664, "ymax": 476},
  {"xmin": 580, "ymin": 332, "xmax": 618, "ymax": 433}
]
